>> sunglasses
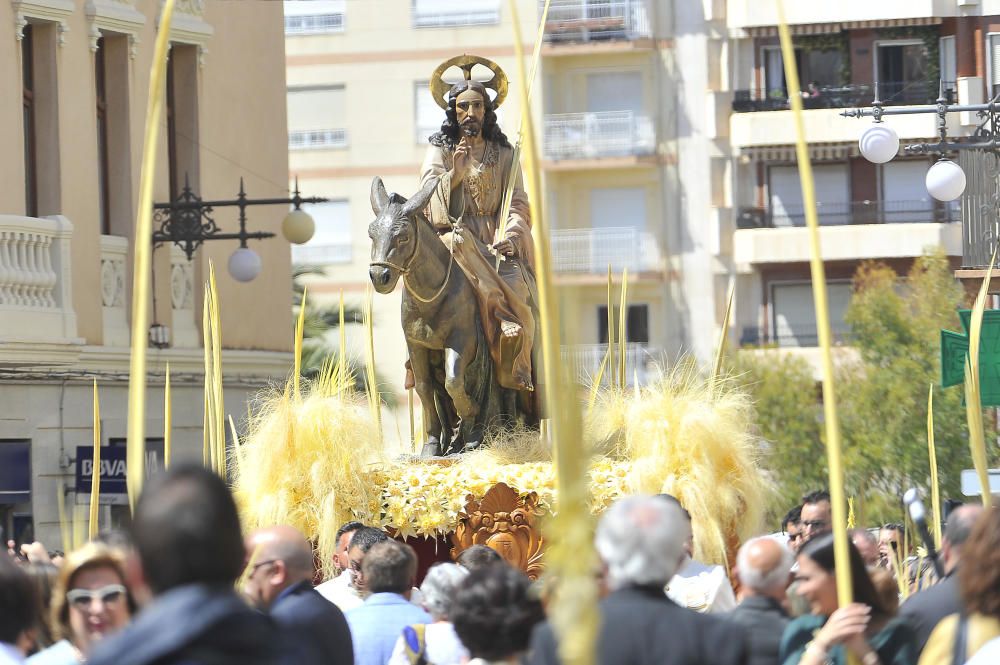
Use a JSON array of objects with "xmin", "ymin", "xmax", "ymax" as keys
[{"xmin": 67, "ymin": 584, "xmax": 126, "ymax": 609}]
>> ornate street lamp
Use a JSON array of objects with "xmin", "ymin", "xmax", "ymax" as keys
[
  {"xmin": 152, "ymin": 175, "xmax": 327, "ymax": 282},
  {"xmin": 843, "ymin": 83, "xmax": 1000, "ymax": 202}
]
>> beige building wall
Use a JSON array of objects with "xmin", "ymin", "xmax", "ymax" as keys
[{"xmin": 0, "ymin": 0, "xmax": 294, "ymax": 546}]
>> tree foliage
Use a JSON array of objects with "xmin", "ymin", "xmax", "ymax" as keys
[{"xmin": 734, "ymin": 251, "xmax": 997, "ymax": 526}]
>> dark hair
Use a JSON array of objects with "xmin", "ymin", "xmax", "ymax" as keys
[
  {"xmin": 452, "ymin": 565, "xmax": 544, "ymax": 660},
  {"xmin": 363, "ymin": 541, "xmax": 416, "ymax": 594},
  {"xmin": 336, "ymin": 521, "xmax": 365, "ymax": 543},
  {"xmin": 655, "ymin": 493, "xmax": 692, "ymax": 522},
  {"xmin": 348, "ymin": 527, "xmax": 389, "ymax": 554},
  {"xmin": 0, "ymin": 556, "xmax": 39, "ymax": 643},
  {"xmin": 782, "ymin": 505, "xmax": 802, "ymax": 532},
  {"xmin": 428, "ymin": 80, "xmax": 511, "ymax": 150},
  {"xmin": 456, "ymin": 544, "xmax": 504, "ymax": 571},
  {"xmin": 880, "ymin": 523, "xmax": 905, "ymax": 540},
  {"xmin": 94, "ymin": 529, "xmax": 133, "ymax": 551},
  {"xmin": 960, "ymin": 507, "xmax": 1000, "ymax": 618},
  {"xmin": 802, "ymin": 490, "xmax": 831, "ymax": 506},
  {"xmin": 24, "ymin": 562, "xmax": 58, "ymax": 648},
  {"xmin": 130, "ymin": 465, "xmax": 244, "ymax": 594},
  {"xmin": 800, "ymin": 533, "xmax": 886, "ymax": 615}
]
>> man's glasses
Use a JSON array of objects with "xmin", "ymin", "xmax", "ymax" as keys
[
  {"xmin": 802, "ymin": 520, "xmax": 828, "ymax": 530},
  {"xmin": 67, "ymin": 584, "xmax": 126, "ymax": 609},
  {"xmin": 246, "ymin": 559, "xmax": 278, "ymax": 576}
]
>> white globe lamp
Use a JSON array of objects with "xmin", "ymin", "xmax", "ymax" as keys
[
  {"xmin": 858, "ymin": 123, "xmax": 899, "ymax": 164},
  {"xmin": 282, "ymin": 208, "xmax": 315, "ymax": 244},
  {"xmin": 228, "ymin": 247, "xmax": 262, "ymax": 282},
  {"xmin": 925, "ymin": 159, "xmax": 966, "ymax": 202}
]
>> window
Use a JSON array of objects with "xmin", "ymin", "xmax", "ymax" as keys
[
  {"xmin": 291, "ymin": 200, "xmax": 352, "ymax": 265},
  {"xmin": 586, "ymin": 72, "xmax": 642, "ymax": 113},
  {"xmin": 769, "ymin": 164, "xmax": 849, "ymax": 226},
  {"xmin": 940, "ymin": 36, "xmax": 957, "ymax": 92},
  {"xmin": 412, "ymin": 0, "xmax": 500, "ymax": 28},
  {"xmin": 990, "ymin": 34, "xmax": 1000, "ymax": 98},
  {"xmin": 770, "ymin": 281, "xmax": 851, "ymax": 347},
  {"xmin": 96, "ymin": 37, "xmax": 111, "ymax": 235},
  {"xmin": 287, "ymin": 85, "xmax": 347, "ymax": 150},
  {"xmin": 284, "ymin": 0, "xmax": 345, "ymax": 34},
  {"xmin": 166, "ymin": 44, "xmax": 200, "ymax": 199},
  {"xmin": 881, "ymin": 161, "xmax": 933, "ymax": 223},
  {"xmin": 414, "ymin": 81, "xmax": 440, "ymax": 144},
  {"xmin": 597, "ymin": 304, "xmax": 650, "ymax": 345},
  {"xmin": 762, "ymin": 45, "xmax": 844, "ymax": 98},
  {"xmin": 22, "ymin": 25, "xmax": 37, "ymax": 217},
  {"xmin": 875, "ymin": 41, "xmax": 929, "ymax": 105}
]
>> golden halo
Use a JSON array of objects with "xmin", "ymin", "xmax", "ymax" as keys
[{"xmin": 430, "ymin": 54, "xmax": 508, "ymax": 110}]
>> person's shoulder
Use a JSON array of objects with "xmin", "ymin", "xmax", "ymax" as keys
[
  {"xmin": 273, "ymin": 586, "xmax": 347, "ymax": 623},
  {"xmin": 785, "ymin": 613, "xmax": 825, "ymax": 636},
  {"xmin": 26, "ymin": 640, "xmax": 78, "ymax": 665}
]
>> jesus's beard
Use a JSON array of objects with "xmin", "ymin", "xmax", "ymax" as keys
[{"xmin": 461, "ymin": 121, "xmax": 481, "ymax": 137}]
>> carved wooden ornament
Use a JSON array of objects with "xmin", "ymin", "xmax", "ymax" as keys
[{"xmin": 450, "ymin": 482, "xmax": 545, "ymax": 580}]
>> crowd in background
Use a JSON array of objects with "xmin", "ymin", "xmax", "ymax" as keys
[{"xmin": 2, "ymin": 467, "xmax": 1000, "ymax": 665}]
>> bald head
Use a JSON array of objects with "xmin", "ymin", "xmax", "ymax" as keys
[
  {"xmin": 736, "ymin": 536, "xmax": 794, "ymax": 599},
  {"xmin": 243, "ymin": 525, "xmax": 314, "ymax": 608},
  {"xmin": 942, "ymin": 505, "xmax": 984, "ymax": 572}
]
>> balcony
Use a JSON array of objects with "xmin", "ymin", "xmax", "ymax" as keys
[
  {"xmin": 737, "ymin": 200, "xmax": 956, "ymax": 229},
  {"xmin": 561, "ymin": 343, "xmax": 662, "ymax": 386},
  {"xmin": 732, "ymin": 82, "xmax": 955, "ymax": 114},
  {"xmin": 411, "ymin": 0, "xmax": 499, "ymax": 28},
  {"xmin": 733, "ymin": 219, "xmax": 961, "ymax": 266},
  {"xmin": 289, "ymin": 129, "xmax": 348, "ymax": 151},
  {"xmin": 0, "ymin": 215, "xmax": 79, "ymax": 354},
  {"xmin": 284, "ymin": 0, "xmax": 345, "ymax": 34},
  {"xmin": 739, "ymin": 326, "xmax": 852, "ymax": 349},
  {"xmin": 542, "ymin": 0, "xmax": 651, "ymax": 44},
  {"xmin": 544, "ymin": 111, "xmax": 655, "ymax": 161},
  {"xmin": 550, "ymin": 227, "xmax": 660, "ymax": 275},
  {"xmin": 728, "ymin": 0, "xmax": 941, "ymax": 31},
  {"xmin": 292, "ymin": 243, "xmax": 353, "ymax": 266}
]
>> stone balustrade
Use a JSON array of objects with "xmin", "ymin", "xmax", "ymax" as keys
[{"xmin": 0, "ymin": 215, "xmax": 78, "ymax": 344}]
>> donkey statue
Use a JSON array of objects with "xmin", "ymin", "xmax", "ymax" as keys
[{"xmin": 368, "ymin": 176, "xmax": 521, "ymax": 456}]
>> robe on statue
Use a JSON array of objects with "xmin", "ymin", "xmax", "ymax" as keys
[{"xmin": 420, "ymin": 141, "xmax": 538, "ymax": 393}]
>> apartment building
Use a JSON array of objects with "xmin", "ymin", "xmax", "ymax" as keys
[
  {"xmin": 285, "ymin": 0, "xmax": 676, "ymax": 425},
  {"xmin": 725, "ymin": 1, "xmax": 1000, "ymax": 359},
  {"xmin": 0, "ymin": 0, "xmax": 293, "ymax": 546}
]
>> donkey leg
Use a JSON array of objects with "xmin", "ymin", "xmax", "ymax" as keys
[
  {"xmin": 410, "ymin": 347, "xmax": 443, "ymax": 457},
  {"xmin": 444, "ymin": 343, "xmax": 481, "ymax": 453}
]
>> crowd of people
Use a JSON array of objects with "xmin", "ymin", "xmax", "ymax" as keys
[{"xmin": 2, "ymin": 468, "xmax": 999, "ymax": 665}]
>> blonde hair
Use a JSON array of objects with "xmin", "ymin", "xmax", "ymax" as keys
[{"xmin": 50, "ymin": 542, "xmax": 133, "ymax": 642}]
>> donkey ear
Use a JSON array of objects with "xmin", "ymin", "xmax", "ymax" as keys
[
  {"xmin": 401, "ymin": 176, "xmax": 440, "ymax": 217},
  {"xmin": 370, "ymin": 177, "xmax": 390, "ymax": 215}
]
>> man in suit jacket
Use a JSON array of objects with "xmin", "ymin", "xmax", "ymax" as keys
[
  {"xmin": 245, "ymin": 525, "xmax": 354, "ymax": 665},
  {"xmin": 899, "ymin": 504, "xmax": 983, "ymax": 655},
  {"xmin": 527, "ymin": 496, "xmax": 749, "ymax": 665},
  {"xmin": 727, "ymin": 536, "xmax": 794, "ymax": 665}
]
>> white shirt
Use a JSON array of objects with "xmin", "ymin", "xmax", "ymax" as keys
[
  {"xmin": 387, "ymin": 622, "xmax": 469, "ymax": 665},
  {"xmin": 0, "ymin": 643, "xmax": 25, "ymax": 665},
  {"xmin": 966, "ymin": 636, "xmax": 1000, "ymax": 664},
  {"xmin": 667, "ymin": 557, "xmax": 737, "ymax": 614},
  {"xmin": 315, "ymin": 569, "xmax": 364, "ymax": 612}
]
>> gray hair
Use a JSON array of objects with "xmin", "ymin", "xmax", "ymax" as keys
[
  {"xmin": 419, "ymin": 562, "xmax": 469, "ymax": 620},
  {"xmin": 736, "ymin": 536, "xmax": 794, "ymax": 592},
  {"xmin": 595, "ymin": 495, "xmax": 689, "ymax": 589}
]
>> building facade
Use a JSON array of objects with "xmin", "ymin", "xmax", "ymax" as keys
[{"xmin": 0, "ymin": 0, "xmax": 294, "ymax": 547}]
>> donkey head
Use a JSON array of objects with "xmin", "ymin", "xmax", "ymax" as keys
[{"xmin": 368, "ymin": 176, "xmax": 438, "ymax": 294}]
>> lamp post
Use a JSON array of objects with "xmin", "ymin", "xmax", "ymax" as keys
[
  {"xmin": 843, "ymin": 83, "xmax": 1000, "ymax": 202},
  {"xmin": 152, "ymin": 175, "xmax": 327, "ymax": 282}
]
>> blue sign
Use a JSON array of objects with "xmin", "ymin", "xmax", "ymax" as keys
[
  {"xmin": 75, "ymin": 446, "xmax": 128, "ymax": 495},
  {"xmin": 0, "ymin": 441, "xmax": 30, "ymax": 504}
]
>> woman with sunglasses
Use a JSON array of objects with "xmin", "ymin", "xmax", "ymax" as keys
[
  {"xmin": 28, "ymin": 543, "xmax": 135, "ymax": 665},
  {"xmin": 779, "ymin": 533, "xmax": 916, "ymax": 665}
]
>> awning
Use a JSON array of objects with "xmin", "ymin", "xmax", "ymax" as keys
[
  {"xmin": 746, "ymin": 17, "xmax": 941, "ymax": 38},
  {"xmin": 738, "ymin": 140, "xmax": 937, "ymax": 162}
]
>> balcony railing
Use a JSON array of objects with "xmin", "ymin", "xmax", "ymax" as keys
[
  {"xmin": 739, "ymin": 326, "xmax": 852, "ymax": 349},
  {"xmin": 544, "ymin": 111, "xmax": 654, "ymax": 161},
  {"xmin": 412, "ymin": 0, "xmax": 499, "ymax": 27},
  {"xmin": 289, "ymin": 129, "xmax": 348, "ymax": 150},
  {"xmin": 292, "ymin": 243, "xmax": 353, "ymax": 266},
  {"xmin": 732, "ymin": 81, "xmax": 956, "ymax": 113},
  {"xmin": 550, "ymin": 227, "xmax": 659, "ymax": 274},
  {"xmin": 0, "ymin": 214, "xmax": 78, "ymax": 343},
  {"xmin": 736, "ymin": 199, "xmax": 957, "ymax": 229},
  {"xmin": 542, "ymin": 0, "xmax": 651, "ymax": 43},
  {"xmin": 284, "ymin": 13, "xmax": 344, "ymax": 34},
  {"xmin": 562, "ymin": 343, "xmax": 661, "ymax": 386}
]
